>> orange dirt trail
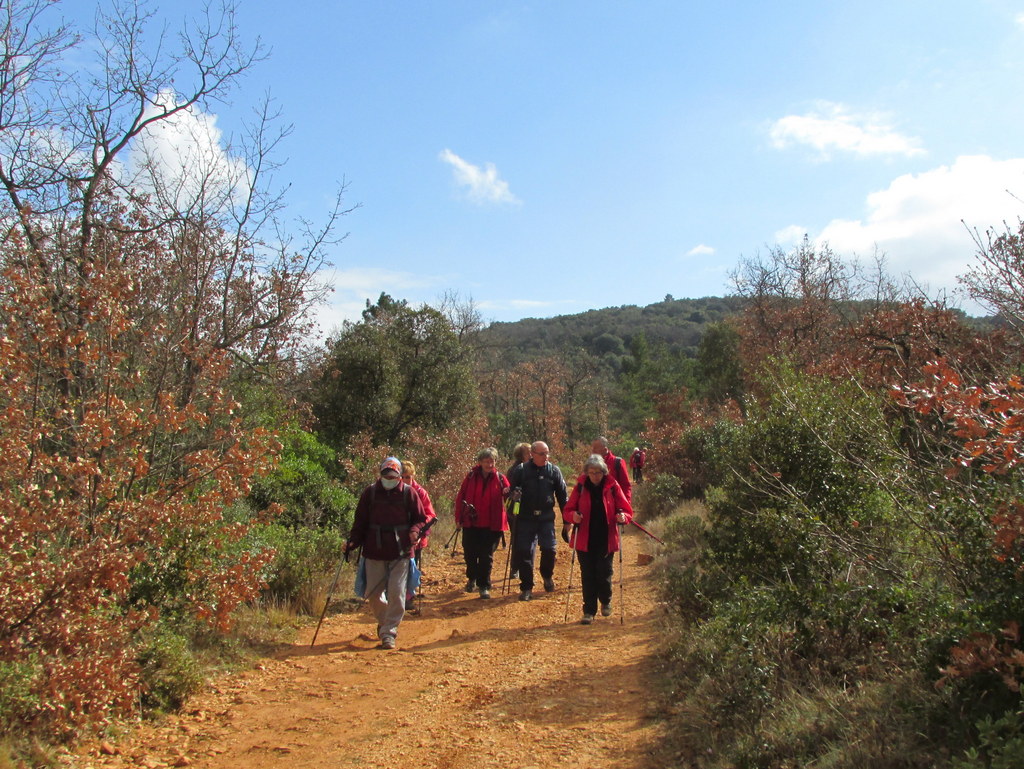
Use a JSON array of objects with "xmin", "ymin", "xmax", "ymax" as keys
[{"xmin": 82, "ymin": 528, "xmax": 669, "ymax": 769}]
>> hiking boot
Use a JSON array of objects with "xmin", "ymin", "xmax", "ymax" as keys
[
  {"xmin": 543, "ymin": 578, "xmax": 555, "ymax": 592},
  {"xmin": 479, "ymin": 588, "xmax": 491, "ymax": 599},
  {"xmin": 380, "ymin": 636, "xmax": 396, "ymax": 650},
  {"xmin": 465, "ymin": 579, "xmax": 475, "ymax": 593},
  {"xmin": 601, "ymin": 603, "xmax": 612, "ymax": 617},
  {"xmin": 518, "ymin": 590, "xmax": 532, "ymax": 602},
  {"xmin": 581, "ymin": 614, "xmax": 594, "ymax": 625}
]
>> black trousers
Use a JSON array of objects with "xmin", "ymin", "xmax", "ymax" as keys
[
  {"xmin": 513, "ymin": 515, "xmax": 556, "ymax": 591},
  {"xmin": 462, "ymin": 528, "xmax": 502, "ymax": 588},
  {"xmin": 577, "ymin": 550, "xmax": 614, "ymax": 615}
]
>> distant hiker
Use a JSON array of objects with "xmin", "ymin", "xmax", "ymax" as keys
[
  {"xmin": 564, "ymin": 454, "xmax": 633, "ymax": 624},
  {"xmin": 629, "ymin": 446, "xmax": 646, "ymax": 484},
  {"xmin": 345, "ymin": 457, "xmax": 427, "ymax": 650},
  {"xmin": 508, "ymin": 441, "xmax": 568, "ymax": 601},
  {"xmin": 507, "ymin": 442, "xmax": 532, "ymax": 477},
  {"xmin": 505, "ymin": 442, "xmax": 532, "ymax": 582},
  {"xmin": 591, "ymin": 436, "xmax": 632, "ymax": 503},
  {"xmin": 454, "ymin": 447, "xmax": 511, "ymax": 599},
  {"xmin": 401, "ymin": 460, "xmax": 437, "ymax": 569}
]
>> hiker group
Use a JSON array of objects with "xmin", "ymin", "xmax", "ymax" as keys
[{"xmin": 342, "ymin": 438, "xmax": 640, "ymax": 650}]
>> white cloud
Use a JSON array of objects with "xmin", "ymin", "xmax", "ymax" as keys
[
  {"xmin": 774, "ymin": 225, "xmax": 808, "ymax": 245},
  {"xmin": 769, "ymin": 101, "xmax": 925, "ymax": 159},
  {"xmin": 685, "ymin": 244, "xmax": 715, "ymax": 257},
  {"xmin": 439, "ymin": 148, "xmax": 520, "ymax": 205},
  {"xmin": 312, "ymin": 267, "xmax": 445, "ymax": 338},
  {"xmin": 814, "ymin": 154, "xmax": 1024, "ymax": 293},
  {"xmin": 1016, "ymin": 12, "xmax": 1024, "ymax": 28},
  {"xmin": 128, "ymin": 89, "xmax": 251, "ymax": 210}
]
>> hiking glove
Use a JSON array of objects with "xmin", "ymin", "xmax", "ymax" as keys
[{"xmin": 561, "ymin": 525, "xmax": 571, "ymax": 544}]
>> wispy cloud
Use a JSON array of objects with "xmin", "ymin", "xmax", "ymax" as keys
[
  {"xmin": 769, "ymin": 101, "xmax": 925, "ymax": 159},
  {"xmin": 439, "ymin": 149, "xmax": 520, "ymax": 205},
  {"xmin": 1016, "ymin": 12, "xmax": 1024, "ymax": 28},
  {"xmin": 685, "ymin": 244, "xmax": 715, "ymax": 257},
  {"xmin": 814, "ymin": 154, "xmax": 1024, "ymax": 292}
]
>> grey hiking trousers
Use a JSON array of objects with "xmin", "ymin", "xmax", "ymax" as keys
[{"xmin": 364, "ymin": 557, "xmax": 410, "ymax": 643}]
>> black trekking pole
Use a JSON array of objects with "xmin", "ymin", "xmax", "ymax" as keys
[
  {"xmin": 443, "ymin": 525, "xmax": 461, "ymax": 557},
  {"xmin": 311, "ymin": 546, "xmax": 351, "ymax": 648},
  {"xmin": 562, "ymin": 525, "xmax": 578, "ymax": 623},
  {"xmin": 410, "ymin": 518, "xmax": 437, "ymax": 614},
  {"xmin": 618, "ymin": 524, "xmax": 625, "ymax": 625}
]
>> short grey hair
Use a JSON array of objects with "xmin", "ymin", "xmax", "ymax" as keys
[
  {"xmin": 476, "ymin": 447, "xmax": 499, "ymax": 463},
  {"xmin": 583, "ymin": 454, "xmax": 608, "ymax": 474}
]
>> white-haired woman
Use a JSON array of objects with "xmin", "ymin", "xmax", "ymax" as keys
[{"xmin": 563, "ymin": 454, "xmax": 633, "ymax": 624}]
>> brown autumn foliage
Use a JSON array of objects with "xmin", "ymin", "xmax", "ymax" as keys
[
  {"xmin": 0, "ymin": 0, "xmax": 354, "ymax": 734},
  {"xmin": 339, "ymin": 416, "xmax": 494, "ymax": 509},
  {"xmin": 0, "ymin": 208, "xmax": 284, "ymax": 733}
]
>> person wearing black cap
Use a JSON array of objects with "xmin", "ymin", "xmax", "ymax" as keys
[{"xmin": 346, "ymin": 456, "xmax": 427, "ymax": 650}]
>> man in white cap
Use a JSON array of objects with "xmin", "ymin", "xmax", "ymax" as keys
[{"xmin": 346, "ymin": 456, "xmax": 427, "ymax": 650}]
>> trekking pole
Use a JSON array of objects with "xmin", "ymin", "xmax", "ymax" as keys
[
  {"xmin": 563, "ymin": 525, "xmax": 578, "ymax": 623},
  {"xmin": 502, "ymin": 497, "xmax": 519, "ymax": 595},
  {"xmin": 618, "ymin": 524, "xmax": 625, "ymax": 625},
  {"xmin": 629, "ymin": 519, "xmax": 665, "ymax": 545},
  {"xmin": 311, "ymin": 546, "xmax": 350, "ymax": 648}
]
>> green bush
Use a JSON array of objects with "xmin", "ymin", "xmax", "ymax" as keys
[
  {"xmin": 136, "ymin": 627, "xmax": 203, "ymax": 714},
  {"xmin": 0, "ymin": 659, "xmax": 40, "ymax": 732},
  {"xmin": 251, "ymin": 523, "xmax": 348, "ymax": 614},
  {"xmin": 634, "ymin": 473, "xmax": 687, "ymax": 520},
  {"xmin": 953, "ymin": 709, "xmax": 1024, "ymax": 769},
  {"xmin": 250, "ymin": 427, "xmax": 356, "ymax": 530}
]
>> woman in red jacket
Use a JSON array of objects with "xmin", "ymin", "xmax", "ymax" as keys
[
  {"xmin": 455, "ymin": 447, "xmax": 510, "ymax": 599},
  {"xmin": 401, "ymin": 460, "xmax": 436, "ymax": 567},
  {"xmin": 563, "ymin": 454, "xmax": 633, "ymax": 624}
]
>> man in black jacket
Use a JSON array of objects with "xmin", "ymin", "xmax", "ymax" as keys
[{"xmin": 507, "ymin": 441, "xmax": 568, "ymax": 601}]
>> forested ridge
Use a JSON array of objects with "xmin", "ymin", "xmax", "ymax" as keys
[{"xmin": 5, "ymin": 2, "xmax": 1024, "ymax": 767}]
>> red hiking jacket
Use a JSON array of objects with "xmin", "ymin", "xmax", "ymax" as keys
[
  {"xmin": 455, "ymin": 466, "xmax": 510, "ymax": 531},
  {"xmin": 563, "ymin": 474, "xmax": 633, "ymax": 554},
  {"xmin": 409, "ymin": 479, "xmax": 436, "ymax": 549},
  {"xmin": 603, "ymin": 450, "xmax": 632, "ymax": 503}
]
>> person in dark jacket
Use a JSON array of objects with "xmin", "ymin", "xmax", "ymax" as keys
[
  {"xmin": 455, "ymin": 447, "xmax": 510, "ymax": 599},
  {"xmin": 508, "ymin": 441, "xmax": 568, "ymax": 601},
  {"xmin": 346, "ymin": 457, "xmax": 427, "ymax": 650},
  {"xmin": 563, "ymin": 454, "xmax": 633, "ymax": 624}
]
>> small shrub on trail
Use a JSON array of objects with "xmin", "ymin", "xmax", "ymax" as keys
[
  {"xmin": 633, "ymin": 474, "xmax": 687, "ymax": 520},
  {"xmin": 136, "ymin": 627, "xmax": 203, "ymax": 714},
  {"xmin": 252, "ymin": 523, "xmax": 349, "ymax": 615}
]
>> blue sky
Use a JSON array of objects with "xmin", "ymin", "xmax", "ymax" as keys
[{"xmin": 67, "ymin": 1, "xmax": 1024, "ymax": 332}]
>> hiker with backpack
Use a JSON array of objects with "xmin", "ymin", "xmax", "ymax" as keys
[
  {"xmin": 630, "ymin": 446, "xmax": 646, "ymax": 484},
  {"xmin": 563, "ymin": 453, "xmax": 633, "ymax": 625},
  {"xmin": 401, "ymin": 460, "xmax": 436, "ymax": 569},
  {"xmin": 591, "ymin": 436, "xmax": 632, "ymax": 503},
  {"xmin": 345, "ymin": 457, "xmax": 428, "ymax": 650},
  {"xmin": 508, "ymin": 441, "xmax": 568, "ymax": 601},
  {"xmin": 454, "ymin": 447, "xmax": 511, "ymax": 599}
]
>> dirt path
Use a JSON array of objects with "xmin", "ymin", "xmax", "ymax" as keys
[{"xmin": 82, "ymin": 529, "xmax": 668, "ymax": 769}]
